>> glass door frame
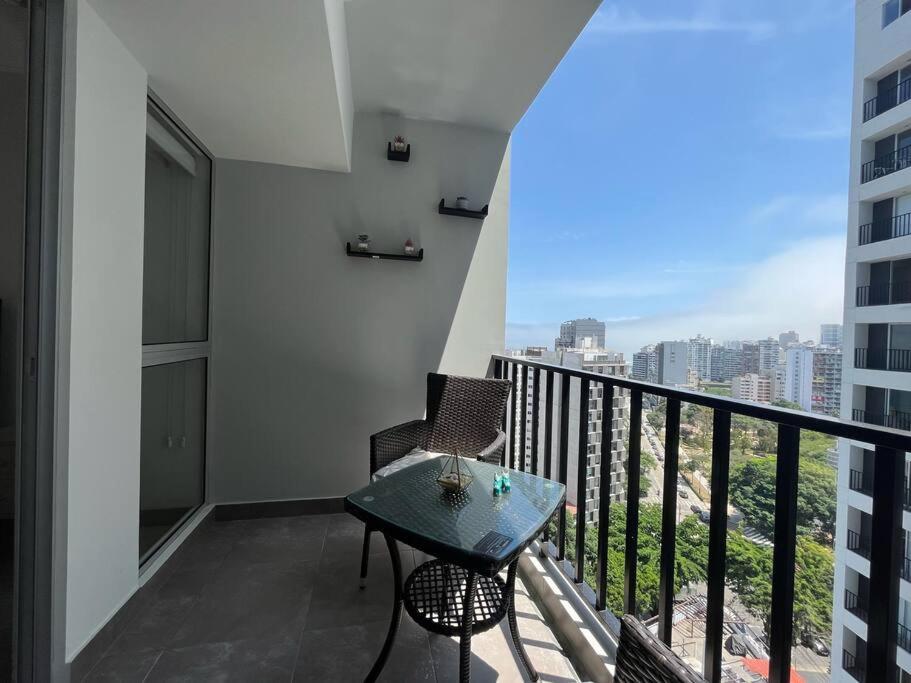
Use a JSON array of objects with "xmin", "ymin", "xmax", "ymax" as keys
[{"xmin": 140, "ymin": 90, "xmax": 215, "ymax": 568}]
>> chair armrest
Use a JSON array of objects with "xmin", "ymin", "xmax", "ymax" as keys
[
  {"xmin": 370, "ymin": 419, "xmax": 431, "ymax": 474},
  {"xmin": 476, "ymin": 430, "xmax": 506, "ymax": 466}
]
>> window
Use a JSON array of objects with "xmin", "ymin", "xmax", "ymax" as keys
[
  {"xmin": 139, "ymin": 96, "xmax": 213, "ymax": 563},
  {"xmin": 884, "ymin": 0, "xmax": 911, "ymax": 27}
]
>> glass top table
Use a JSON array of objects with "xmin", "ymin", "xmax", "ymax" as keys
[
  {"xmin": 344, "ymin": 457, "xmax": 565, "ymax": 682},
  {"xmin": 345, "ymin": 457, "xmax": 565, "ymax": 576}
]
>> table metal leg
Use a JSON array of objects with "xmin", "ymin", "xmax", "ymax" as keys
[
  {"xmin": 365, "ymin": 534, "xmax": 402, "ymax": 683},
  {"xmin": 506, "ymin": 560, "xmax": 539, "ymax": 681},
  {"xmin": 359, "ymin": 527, "xmax": 371, "ymax": 588},
  {"xmin": 460, "ymin": 570, "xmax": 477, "ymax": 683}
]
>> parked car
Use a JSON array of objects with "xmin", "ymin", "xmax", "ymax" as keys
[
  {"xmin": 699, "ymin": 510, "xmax": 710, "ymax": 523},
  {"xmin": 800, "ymin": 633, "xmax": 830, "ymax": 657},
  {"xmin": 678, "ymin": 489, "xmax": 689, "ymax": 499},
  {"xmin": 690, "ymin": 504, "xmax": 702, "ymax": 515}
]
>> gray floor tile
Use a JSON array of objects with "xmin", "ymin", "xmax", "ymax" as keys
[
  {"xmin": 293, "ymin": 615, "xmax": 434, "ymax": 682},
  {"xmin": 82, "ymin": 650, "xmax": 161, "ymax": 682},
  {"xmin": 105, "ymin": 595, "xmax": 199, "ymax": 655},
  {"xmin": 222, "ymin": 516, "xmax": 328, "ymax": 567},
  {"xmin": 172, "ymin": 561, "xmax": 316, "ymax": 648},
  {"xmin": 145, "ymin": 635, "xmax": 299, "ymax": 683}
]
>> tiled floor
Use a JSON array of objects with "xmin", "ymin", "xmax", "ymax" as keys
[{"xmin": 82, "ymin": 513, "xmax": 580, "ymax": 682}]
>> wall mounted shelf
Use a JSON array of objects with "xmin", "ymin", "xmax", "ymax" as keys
[
  {"xmin": 346, "ymin": 242, "xmax": 423, "ymax": 262},
  {"xmin": 438, "ymin": 199, "xmax": 488, "ymax": 220},
  {"xmin": 387, "ymin": 143, "xmax": 411, "ymax": 162}
]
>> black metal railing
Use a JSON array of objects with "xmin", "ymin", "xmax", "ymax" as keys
[
  {"xmin": 856, "ymin": 280, "xmax": 911, "ymax": 306},
  {"xmin": 858, "ymin": 211, "xmax": 911, "ymax": 245},
  {"xmin": 849, "ymin": 468, "xmax": 874, "ymax": 495},
  {"xmin": 842, "ymin": 649, "xmax": 865, "ymax": 682},
  {"xmin": 902, "ymin": 556, "xmax": 911, "ymax": 581},
  {"xmin": 492, "ymin": 354, "xmax": 911, "ymax": 683},
  {"xmin": 853, "ymin": 407, "xmax": 911, "ymax": 430},
  {"xmin": 899, "ymin": 623, "xmax": 911, "ymax": 652},
  {"xmin": 890, "ymin": 348, "xmax": 911, "ymax": 372},
  {"xmin": 863, "ymin": 78, "xmax": 911, "ymax": 122},
  {"xmin": 861, "ymin": 146, "xmax": 911, "ymax": 183},
  {"xmin": 845, "ymin": 588, "xmax": 869, "ymax": 621},
  {"xmin": 855, "ymin": 347, "xmax": 911, "ymax": 371},
  {"xmin": 847, "ymin": 528, "xmax": 872, "ymax": 559}
]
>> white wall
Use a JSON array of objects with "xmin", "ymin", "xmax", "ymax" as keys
[
  {"xmin": 210, "ymin": 112, "xmax": 509, "ymax": 502},
  {"xmin": 64, "ymin": 0, "xmax": 147, "ymax": 660}
]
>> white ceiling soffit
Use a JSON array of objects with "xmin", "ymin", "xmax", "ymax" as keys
[
  {"xmin": 345, "ymin": 0, "xmax": 600, "ymax": 132},
  {"xmin": 88, "ymin": 0, "xmax": 354, "ymax": 172}
]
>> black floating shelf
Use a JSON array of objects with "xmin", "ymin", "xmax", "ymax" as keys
[
  {"xmin": 346, "ymin": 242, "xmax": 423, "ymax": 262},
  {"xmin": 386, "ymin": 142, "xmax": 411, "ymax": 162},
  {"xmin": 438, "ymin": 198, "xmax": 488, "ymax": 220}
]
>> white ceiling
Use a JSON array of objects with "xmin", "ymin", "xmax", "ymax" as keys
[
  {"xmin": 88, "ymin": 0, "xmax": 599, "ymax": 171},
  {"xmin": 346, "ymin": 0, "xmax": 599, "ymax": 132}
]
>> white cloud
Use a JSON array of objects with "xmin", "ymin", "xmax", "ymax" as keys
[
  {"xmin": 507, "ymin": 234, "xmax": 847, "ymax": 358},
  {"xmin": 587, "ymin": 5, "xmax": 776, "ymax": 40},
  {"xmin": 746, "ymin": 193, "xmax": 847, "ymax": 229}
]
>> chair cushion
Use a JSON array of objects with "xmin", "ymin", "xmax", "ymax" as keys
[{"xmin": 372, "ymin": 449, "xmax": 444, "ymax": 481}]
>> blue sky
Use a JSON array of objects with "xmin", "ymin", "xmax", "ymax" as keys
[{"xmin": 506, "ymin": 0, "xmax": 855, "ymax": 358}]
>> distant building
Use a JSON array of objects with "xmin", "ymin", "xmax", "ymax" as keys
[
  {"xmin": 732, "ymin": 373, "xmax": 772, "ymax": 404},
  {"xmin": 657, "ymin": 341, "xmax": 690, "ymax": 387},
  {"xmin": 758, "ymin": 338, "xmax": 781, "ymax": 371},
  {"xmin": 710, "ymin": 345, "xmax": 743, "ymax": 382},
  {"xmin": 632, "ymin": 345, "xmax": 658, "ymax": 383},
  {"xmin": 555, "ymin": 318, "xmax": 606, "ymax": 351},
  {"xmin": 688, "ymin": 335, "xmax": 713, "ymax": 380},
  {"xmin": 741, "ymin": 342, "xmax": 760, "ymax": 374},
  {"xmin": 784, "ymin": 347, "xmax": 814, "ymax": 411},
  {"xmin": 779, "ymin": 330, "xmax": 800, "ymax": 347},
  {"xmin": 820, "ymin": 323, "xmax": 843, "ymax": 348},
  {"xmin": 811, "ymin": 346, "xmax": 842, "ymax": 417}
]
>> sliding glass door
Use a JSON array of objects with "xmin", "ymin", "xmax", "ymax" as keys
[{"xmin": 140, "ymin": 96, "xmax": 212, "ymax": 563}]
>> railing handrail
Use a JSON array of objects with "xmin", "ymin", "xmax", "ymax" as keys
[
  {"xmin": 863, "ymin": 76, "xmax": 911, "ymax": 122},
  {"xmin": 861, "ymin": 145, "xmax": 911, "ymax": 183},
  {"xmin": 492, "ymin": 354, "xmax": 911, "ymax": 451}
]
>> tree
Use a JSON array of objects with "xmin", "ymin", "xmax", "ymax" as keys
[{"xmin": 729, "ymin": 456, "xmax": 836, "ymax": 543}]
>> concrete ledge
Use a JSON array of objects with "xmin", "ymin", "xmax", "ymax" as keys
[{"xmin": 518, "ymin": 541, "xmax": 617, "ymax": 683}]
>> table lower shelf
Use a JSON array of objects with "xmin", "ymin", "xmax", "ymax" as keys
[{"xmin": 404, "ymin": 559, "xmax": 509, "ymax": 637}]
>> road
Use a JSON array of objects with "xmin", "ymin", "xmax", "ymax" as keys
[{"xmin": 641, "ymin": 415, "xmax": 703, "ymax": 522}]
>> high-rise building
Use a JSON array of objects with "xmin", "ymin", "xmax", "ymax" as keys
[
  {"xmin": 632, "ymin": 345, "xmax": 658, "ymax": 383},
  {"xmin": 555, "ymin": 318, "xmax": 606, "ymax": 351},
  {"xmin": 710, "ymin": 344, "xmax": 743, "ymax": 383},
  {"xmin": 757, "ymin": 337, "xmax": 781, "ymax": 371},
  {"xmin": 688, "ymin": 334, "xmax": 713, "ymax": 380},
  {"xmin": 731, "ymin": 373, "xmax": 772, "ymax": 404},
  {"xmin": 812, "ymin": 346, "xmax": 842, "ymax": 417},
  {"xmin": 834, "ymin": 5, "xmax": 911, "ymax": 677},
  {"xmin": 741, "ymin": 342, "xmax": 760, "ymax": 374},
  {"xmin": 657, "ymin": 341, "xmax": 689, "ymax": 387},
  {"xmin": 821, "ymin": 323, "xmax": 844, "ymax": 348},
  {"xmin": 784, "ymin": 347, "xmax": 814, "ymax": 411},
  {"xmin": 779, "ymin": 330, "xmax": 800, "ymax": 347}
]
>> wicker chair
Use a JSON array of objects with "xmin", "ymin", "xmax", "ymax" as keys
[
  {"xmin": 359, "ymin": 372, "xmax": 511, "ymax": 586},
  {"xmin": 615, "ymin": 615, "xmax": 703, "ymax": 683}
]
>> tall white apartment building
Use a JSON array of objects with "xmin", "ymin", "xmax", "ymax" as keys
[
  {"xmin": 657, "ymin": 341, "xmax": 690, "ymax": 387},
  {"xmin": 731, "ymin": 373, "xmax": 773, "ymax": 404},
  {"xmin": 688, "ymin": 334, "xmax": 713, "ymax": 380},
  {"xmin": 822, "ymin": 323, "xmax": 845, "ymax": 348},
  {"xmin": 836, "ymin": 2, "xmax": 911, "ymax": 679},
  {"xmin": 784, "ymin": 347, "xmax": 814, "ymax": 411},
  {"xmin": 555, "ymin": 318, "xmax": 606, "ymax": 350},
  {"xmin": 632, "ymin": 345, "xmax": 658, "ymax": 382},
  {"xmin": 758, "ymin": 337, "xmax": 782, "ymax": 371}
]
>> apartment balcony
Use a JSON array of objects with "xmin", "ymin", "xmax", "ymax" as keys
[
  {"xmin": 901, "ymin": 623, "xmax": 911, "ymax": 653},
  {"xmin": 861, "ymin": 147, "xmax": 911, "ymax": 184},
  {"xmin": 855, "ymin": 281, "xmax": 911, "ymax": 306},
  {"xmin": 847, "ymin": 528, "xmax": 873, "ymax": 559},
  {"xmin": 843, "ymin": 648, "xmax": 866, "ymax": 682},
  {"xmin": 863, "ymin": 78, "xmax": 911, "ymax": 122},
  {"xmin": 849, "ymin": 467, "xmax": 874, "ymax": 495},
  {"xmin": 852, "ymin": 407, "xmax": 911, "ymax": 430},
  {"xmin": 858, "ymin": 211, "xmax": 911, "ymax": 245},
  {"xmin": 855, "ymin": 347, "xmax": 911, "ymax": 371},
  {"xmin": 845, "ymin": 588, "xmax": 869, "ymax": 622}
]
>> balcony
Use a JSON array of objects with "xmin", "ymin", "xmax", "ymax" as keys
[
  {"xmin": 863, "ymin": 78, "xmax": 911, "ymax": 122},
  {"xmin": 861, "ymin": 147, "xmax": 911, "ymax": 183},
  {"xmin": 855, "ymin": 281, "xmax": 911, "ymax": 306},
  {"xmin": 843, "ymin": 648, "xmax": 865, "ymax": 682},
  {"xmin": 852, "ymin": 407, "xmax": 911, "ymax": 430},
  {"xmin": 858, "ymin": 211, "xmax": 911, "ymax": 245},
  {"xmin": 901, "ymin": 623, "xmax": 911, "ymax": 653},
  {"xmin": 847, "ymin": 528, "xmax": 872, "ymax": 559},
  {"xmin": 854, "ymin": 347, "xmax": 911, "ymax": 371},
  {"xmin": 849, "ymin": 467, "xmax": 874, "ymax": 495}
]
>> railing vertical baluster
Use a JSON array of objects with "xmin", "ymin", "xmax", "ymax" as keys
[
  {"xmin": 518, "ymin": 365, "xmax": 527, "ymax": 472},
  {"xmin": 703, "ymin": 410, "xmax": 731, "ymax": 683},
  {"xmin": 768, "ymin": 424, "xmax": 799, "ymax": 683},
  {"xmin": 575, "ymin": 378, "xmax": 590, "ymax": 584},
  {"xmin": 557, "ymin": 373, "xmax": 570, "ymax": 561},
  {"xmin": 542, "ymin": 371, "xmax": 554, "ymax": 548},
  {"xmin": 496, "ymin": 360, "xmax": 506, "ymax": 436},
  {"xmin": 508, "ymin": 363, "xmax": 517, "ymax": 469},
  {"xmin": 865, "ymin": 444, "xmax": 904, "ymax": 683},
  {"xmin": 657, "ymin": 398, "xmax": 681, "ymax": 645},
  {"xmin": 596, "ymin": 382, "xmax": 615, "ymax": 610},
  {"xmin": 624, "ymin": 388, "xmax": 642, "ymax": 616},
  {"xmin": 531, "ymin": 368, "xmax": 540, "ymax": 476}
]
